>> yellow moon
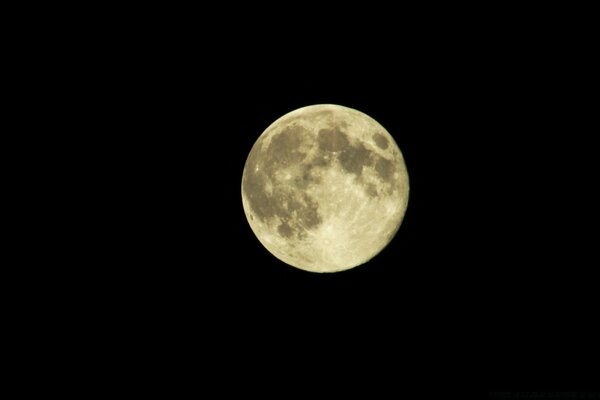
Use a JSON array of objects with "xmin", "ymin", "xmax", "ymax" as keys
[{"xmin": 241, "ymin": 104, "xmax": 409, "ymax": 273}]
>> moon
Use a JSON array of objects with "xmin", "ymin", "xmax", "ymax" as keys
[{"xmin": 241, "ymin": 104, "xmax": 409, "ymax": 273}]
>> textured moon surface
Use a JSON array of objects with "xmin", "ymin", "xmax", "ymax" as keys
[{"xmin": 241, "ymin": 104, "xmax": 409, "ymax": 273}]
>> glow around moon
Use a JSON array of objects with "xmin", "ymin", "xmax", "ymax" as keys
[{"xmin": 241, "ymin": 104, "xmax": 409, "ymax": 273}]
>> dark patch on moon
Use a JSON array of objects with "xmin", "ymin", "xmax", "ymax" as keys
[
  {"xmin": 293, "ymin": 167, "xmax": 321, "ymax": 190},
  {"xmin": 268, "ymin": 125, "xmax": 310, "ymax": 167},
  {"xmin": 339, "ymin": 142, "xmax": 373, "ymax": 176},
  {"xmin": 243, "ymin": 125, "xmax": 324, "ymax": 240},
  {"xmin": 318, "ymin": 128, "xmax": 350, "ymax": 152},
  {"xmin": 365, "ymin": 183, "xmax": 378, "ymax": 197},
  {"xmin": 269, "ymin": 193, "xmax": 321, "ymax": 240},
  {"xmin": 297, "ymin": 194, "xmax": 322, "ymax": 229},
  {"xmin": 307, "ymin": 154, "xmax": 331, "ymax": 169},
  {"xmin": 243, "ymin": 123, "xmax": 313, "ymax": 220},
  {"xmin": 292, "ymin": 173, "xmax": 309, "ymax": 190},
  {"xmin": 375, "ymin": 157, "xmax": 394, "ymax": 182},
  {"xmin": 372, "ymin": 132, "xmax": 389, "ymax": 150},
  {"xmin": 283, "ymin": 195, "xmax": 303, "ymax": 214},
  {"xmin": 278, "ymin": 222, "xmax": 294, "ymax": 238}
]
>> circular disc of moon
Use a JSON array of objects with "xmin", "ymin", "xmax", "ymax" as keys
[{"xmin": 241, "ymin": 104, "xmax": 409, "ymax": 273}]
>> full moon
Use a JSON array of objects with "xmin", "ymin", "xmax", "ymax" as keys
[{"xmin": 241, "ymin": 104, "xmax": 409, "ymax": 273}]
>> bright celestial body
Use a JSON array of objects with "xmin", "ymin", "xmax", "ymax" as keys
[{"xmin": 241, "ymin": 104, "xmax": 409, "ymax": 273}]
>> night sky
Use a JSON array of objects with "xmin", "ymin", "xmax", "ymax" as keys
[{"xmin": 64, "ymin": 10, "xmax": 595, "ymax": 396}]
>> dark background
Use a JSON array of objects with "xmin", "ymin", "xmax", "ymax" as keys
[{"xmin": 32, "ymin": 5, "xmax": 595, "ymax": 396}]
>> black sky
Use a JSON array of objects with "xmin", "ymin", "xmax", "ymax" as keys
[{"xmin": 64, "ymin": 10, "xmax": 597, "ymax": 396}]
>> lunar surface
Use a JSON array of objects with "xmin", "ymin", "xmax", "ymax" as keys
[{"xmin": 241, "ymin": 104, "xmax": 409, "ymax": 273}]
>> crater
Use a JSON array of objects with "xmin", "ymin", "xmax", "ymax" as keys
[
  {"xmin": 318, "ymin": 128, "xmax": 350, "ymax": 152},
  {"xmin": 372, "ymin": 132, "xmax": 389, "ymax": 150}
]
